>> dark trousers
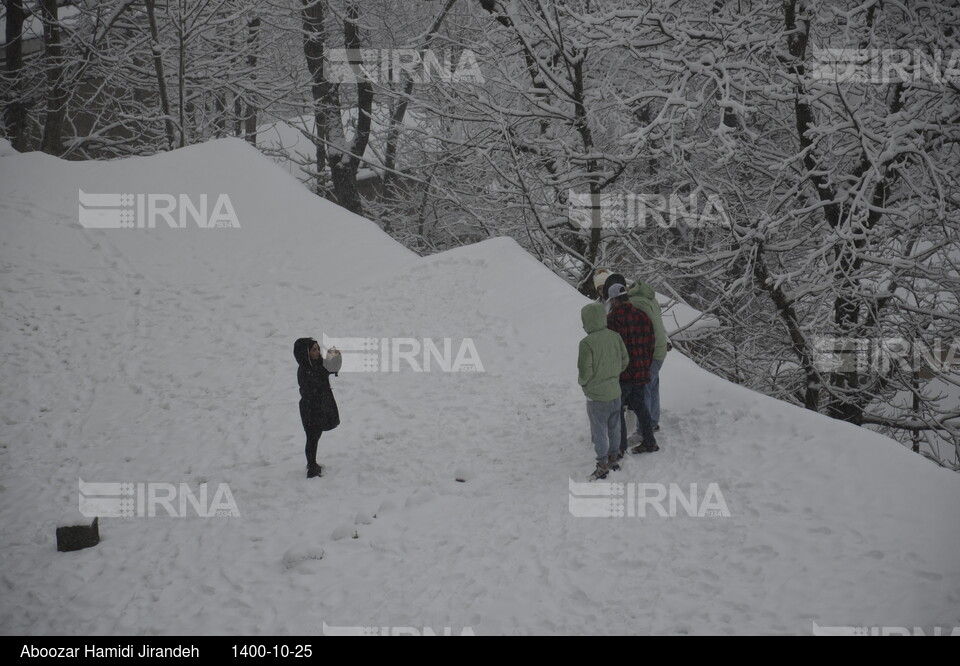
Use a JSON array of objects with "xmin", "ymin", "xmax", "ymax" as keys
[
  {"xmin": 305, "ymin": 428, "xmax": 322, "ymax": 468},
  {"xmin": 620, "ymin": 382, "xmax": 656, "ymax": 452}
]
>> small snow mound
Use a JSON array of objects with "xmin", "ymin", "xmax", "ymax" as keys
[
  {"xmin": 282, "ymin": 546, "xmax": 324, "ymax": 569},
  {"xmin": 331, "ymin": 525, "xmax": 358, "ymax": 541}
]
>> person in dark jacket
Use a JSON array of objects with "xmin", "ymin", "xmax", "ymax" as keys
[
  {"xmin": 293, "ymin": 337, "xmax": 342, "ymax": 478},
  {"xmin": 607, "ymin": 272, "xmax": 672, "ymax": 438},
  {"xmin": 606, "ymin": 283, "xmax": 658, "ymax": 456},
  {"xmin": 627, "ymin": 280, "xmax": 672, "ymax": 433}
]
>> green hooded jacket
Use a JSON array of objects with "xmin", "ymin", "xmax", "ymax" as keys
[
  {"xmin": 628, "ymin": 281, "xmax": 669, "ymax": 360},
  {"xmin": 578, "ymin": 303, "xmax": 630, "ymax": 401}
]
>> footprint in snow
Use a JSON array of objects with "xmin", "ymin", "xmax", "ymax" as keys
[
  {"xmin": 914, "ymin": 570, "xmax": 943, "ymax": 581},
  {"xmin": 404, "ymin": 488, "xmax": 435, "ymax": 508}
]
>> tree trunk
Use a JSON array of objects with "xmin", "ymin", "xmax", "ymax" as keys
[
  {"xmin": 243, "ymin": 17, "xmax": 261, "ymax": 146},
  {"xmin": 214, "ymin": 93, "xmax": 226, "ymax": 137},
  {"xmin": 301, "ymin": 0, "xmax": 368, "ymax": 214},
  {"xmin": 177, "ymin": 0, "xmax": 186, "ymax": 148},
  {"xmin": 331, "ymin": 2, "xmax": 372, "ymax": 215},
  {"xmin": 301, "ymin": 0, "xmax": 329, "ymax": 196},
  {"xmin": 3, "ymin": 0, "xmax": 27, "ymax": 151},
  {"xmin": 145, "ymin": 0, "xmax": 177, "ymax": 149},
  {"xmin": 753, "ymin": 245, "xmax": 820, "ymax": 411},
  {"xmin": 39, "ymin": 0, "xmax": 66, "ymax": 155},
  {"xmin": 911, "ymin": 371, "xmax": 921, "ymax": 453},
  {"xmin": 570, "ymin": 55, "xmax": 602, "ymax": 285}
]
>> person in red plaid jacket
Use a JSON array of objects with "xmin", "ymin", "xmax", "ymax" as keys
[{"xmin": 606, "ymin": 282, "xmax": 659, "ymax": 456}]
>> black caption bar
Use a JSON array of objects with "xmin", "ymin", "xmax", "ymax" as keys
[
  {"xmin": 9, "ymin": 634, "xmax": 487, "ymax": 660},
  {"xmin": 9, "ymin": 638, "xmax": 326, "ymax": 661}
]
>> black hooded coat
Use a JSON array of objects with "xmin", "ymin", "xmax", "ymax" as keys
[{"xmin": 293, "ymin": 338, "xmax": 340, "ymax": 433}]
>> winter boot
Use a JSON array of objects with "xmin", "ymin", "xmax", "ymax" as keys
[
  {"xmin": 608, "ymin": 452, "xmax": 622, "ymax": 471},
  {"xmin": 588, "ymin": 463, "xmax": 609, "ymax": 481}
]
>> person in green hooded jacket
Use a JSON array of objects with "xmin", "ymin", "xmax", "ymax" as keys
[
  {"xmin": 626, "ymin": 280, "xmax": 672, "ymax": 433},
  {"xmin": 577, "ymin": 302, "xmax": 630, "ymax": 479}
]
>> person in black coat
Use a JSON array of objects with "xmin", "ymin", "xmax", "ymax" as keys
[{"xmin": 293, "ymin": 337, "xmax": 342, "ymax": 478}]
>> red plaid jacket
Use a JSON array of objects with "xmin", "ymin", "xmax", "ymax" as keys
[{"xmin": 607, "ymin": 301, "xmax": 655, "ymax": 384}]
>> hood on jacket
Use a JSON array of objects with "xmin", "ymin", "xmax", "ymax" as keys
[
  {"xmin": 294, "ymin": 337, "xmax": 317, "ymax": 367},
  {"xmin": 630, "ymin": 280, "xmax": 655, "ymax": 300},
  {"xmin": 581, "ymin": 302, "xmax": 608, "ymax": 334}
]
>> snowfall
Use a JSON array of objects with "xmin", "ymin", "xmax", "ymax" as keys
[{"xmin": 1, "ymin": 137, "xmax": 958, "ymax": 636}]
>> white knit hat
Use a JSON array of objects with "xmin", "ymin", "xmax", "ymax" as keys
[{"xmin": 593, "ymin": 268, "xmax": 612, "ymax": 291}]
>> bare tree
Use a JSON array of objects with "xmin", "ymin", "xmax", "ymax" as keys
[
  {"xmin": 38, "ymin": 0, "xmax": 65, "ymax": 154},
  {"xmin": 2, "ymin": 0, "xmax": 28, "ymax": 150}
]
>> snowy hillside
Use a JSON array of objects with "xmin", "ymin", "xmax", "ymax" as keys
[{"xmin": 0, "ymin": 138, "xmax": 958, "ymax": 636}]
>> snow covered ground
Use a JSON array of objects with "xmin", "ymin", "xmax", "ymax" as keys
[{"xmin": 1, "ymin": 138, "xmax": 958, "ymax": 636}]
